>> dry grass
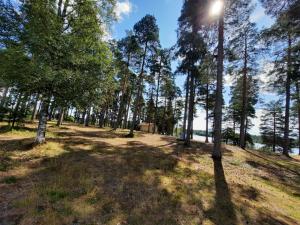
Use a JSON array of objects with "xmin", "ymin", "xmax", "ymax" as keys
[{"xmin": 0, "ymin": 122, "xmax": 299, "ymax": 225}]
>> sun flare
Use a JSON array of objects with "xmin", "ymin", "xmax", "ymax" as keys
[{"xmin": 210, "ymin": 0, "xmax": 224, "ymax": 16}]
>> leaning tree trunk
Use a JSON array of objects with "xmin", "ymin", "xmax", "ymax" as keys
[
  {"xmin": 182, "ymin": 73, "xmax": 190, "ymax": 140},
  {"xmin": 240, "ymin": 34, "xmax": 248, "ymax": 149},
  {"xmin": 35, "ymin": 99, "xmax": 50, "ymax": 144},
  {"xmin": 185, "ymin": 72, "xmax": 195, "ymax": 147},
  {"xmin": 283, "ymin": 35, "xmax": 292, "ymax": 157},
  {"xmin": 212, "ymin": 6, "xmax": 224, "ymax": 160}
]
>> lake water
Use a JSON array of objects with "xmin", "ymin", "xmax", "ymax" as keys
[{"xmin": 193, "ymin": 135, "xmax": 299, "ymax": 155}]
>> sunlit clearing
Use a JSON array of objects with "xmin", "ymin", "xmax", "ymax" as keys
[{"xmin": 210, "ymin": 0, "xmax": 223, "ymax": 17}]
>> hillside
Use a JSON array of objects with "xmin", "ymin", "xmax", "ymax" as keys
[{"xmin": 0, "ymin": 122, "xmax": 299, "ymax": 225}]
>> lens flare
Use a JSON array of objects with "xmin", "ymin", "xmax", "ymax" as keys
[{"xmin": 210, "ymin": 0, "xmax": 223, "ymax": 16}]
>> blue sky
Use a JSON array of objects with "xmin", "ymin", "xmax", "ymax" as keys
[{"xmin": 112, "ymin": 0, "xmax": 275, "ymax": 135}]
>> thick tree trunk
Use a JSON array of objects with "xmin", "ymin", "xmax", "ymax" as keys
[
  {"xmin": 57, "ymin": 107, "xmax": 65, "ymax": 127},
  {"xmin": 283, "ymin": 35, "xmax": 292, "ymax": 157},
  {"xmin": 240, "ymin": 34, "xmax": 248, "ymax": 149},
  {"xmin": 182, "ymin": 73, "xmax": 190, "ymax": 140},
  {"xmin": 212, "ymin": 7, "xmax": 224, "ymax": 160},
  {"xmin": 185, "ymin": 72, "xmax": 195, "ymax": 146},
  {"xmin": 205, "ymin": 82, "xmax": 209, "ymax": 143},
  {"xmin": 35, "ymin": 99, "xmax": 50, "ymax": 144},
  {"xmin": 129, "ymin": 42, "xmax": 148, "ymax": 136}
]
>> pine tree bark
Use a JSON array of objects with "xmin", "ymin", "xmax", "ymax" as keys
[
  {"xmin": 283, "ymin": 34, "xmax": 292, "ymax": 157},
  {"xmin": 35, "ymin": 99, "xmax": 50, "ymax": 144},
  {"xmin": 212, "ymin": 7, "xmax": 224, "ymax": 160}
]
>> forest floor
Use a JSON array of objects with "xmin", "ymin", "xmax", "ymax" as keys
[{"xmin": 0, "ymin": 122, "xmax": 299, "ymax": 225}]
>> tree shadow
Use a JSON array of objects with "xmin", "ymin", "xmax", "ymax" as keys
[
  {"xmin": 205, "ymin": 159, "xmax": 237, "ymax": 225},
  {"xmin": 0, "ymin": 138, "xmax": 185, "ymax": 225},
  {"xmin": 0, "ymin": 138, "xmax": 34, "ymax": 152},
  {"xmin": 0, "ymin": 125, "xmax": 36, "ymax": 134}
]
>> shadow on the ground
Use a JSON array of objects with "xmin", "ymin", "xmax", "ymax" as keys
[
  {"xmin": 1, "ymin": 126, "xmax": 299, "ymax": 225},
  {"xmin": 205, "ymin": 159, "xmax": 237, "ymax": 225},
  {"xmin": 0, "ymin": 125, "xmax": 36, "ymax": 134},
  {"xmin": 246, "ymin": 159, "xmax": 300, "ymax": 197},
  {"xmin": 0, "ymin": 138, "xmax": 34, "ymax": 152},
  {"xmin": 1, "ymin": 138, "xmax": 184, "ymax": 225}
]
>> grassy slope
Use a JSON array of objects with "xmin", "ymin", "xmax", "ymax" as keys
[{"xmin": 0, "ymin": 122, "xmax": 299, "ymax": 225}]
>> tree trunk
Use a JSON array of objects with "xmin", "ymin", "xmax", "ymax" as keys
[
  {"xmin": 0, "ymin": 87, "xmax": 9, "ymax": 107},
  {"xmin": 240, "ymin": 33, "xmax": 248, "ymax": 149},
  {"xmin": 81, "ymin": 111, "xmax": 86, "ymax": 125},
  {"xmin": 123, "ymin": 90, "xmax": 132, "ymax": 129},
  {"xmin": 85, "ymin": 107, "xmax": 91, "ymax": 127},
  {"xmin": 31, "ymin": 94, "xmax": 40, "ymax": 121},
  {"xmin": 212, "ymin": 6, "xmax": 224, "ymax": 160},
  {"xmin": 153, "ymin": 57, "xmax": 163, "ymax": 134},
  {"xmin": 185, "ymin": 72, "xmax": 195, "ymax": 146},
  {"xmin": 273, "ymin": 112, "xmax": 276, "ymax": 152},
  {"xmin": 162, "ymin": 97, "xmax": 167, "ymax": 134},
  {"xmin": 11, "ymin": 93, "xmax": 22, "ymax": 128},
  {"xmin": 205, "ymin": 82, "xmax": 209, "ymax": 143},
  {"xmin": 35, "ymin": 99, "xmax": 50, "ymax": 144},
  {"xmin": 183, "ymin": 73, "xmax": 190, "ymax": 140},
  {"xmin": 115, "ymin": 55, "xmax": 131, "ymax": 130},
  {"xmin": 57, "ymin": 107, "xmax": 65, "ymax": 127},
  {"xmin": 295, "ymin": 81, "xmax": 300, "ymax": 155},
  {"xmin": 129, "ymin": 42, "xmax": 148, "ymax": 136},
  {"xmin": 283, "ymin": 35, "xmax": 292, "ymax": 157}
]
